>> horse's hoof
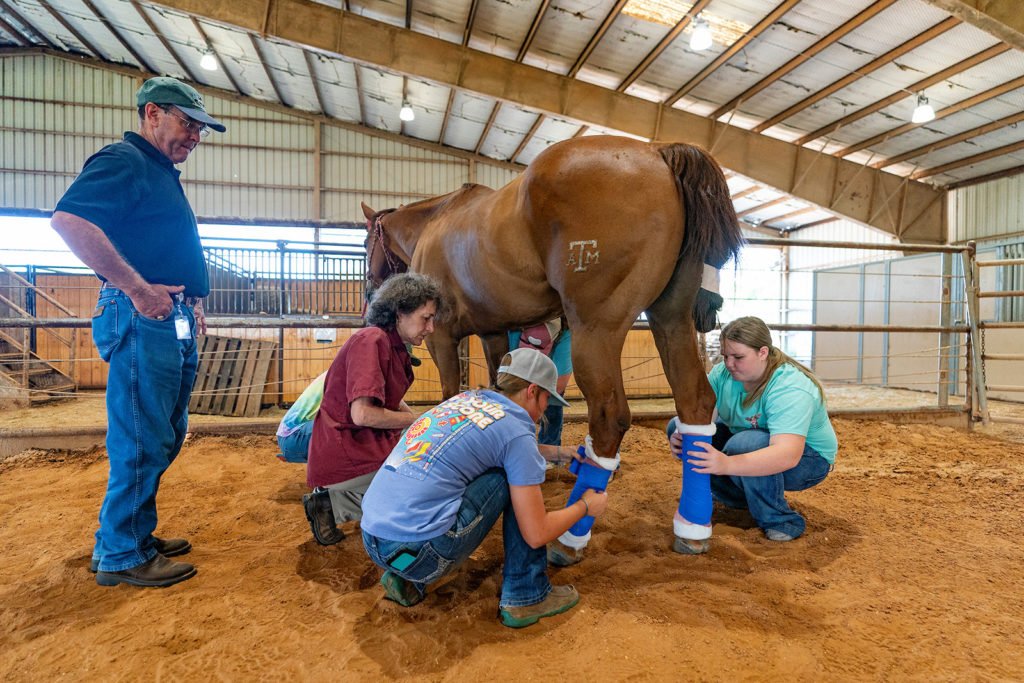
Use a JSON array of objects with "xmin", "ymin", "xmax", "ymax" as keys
[
  {"xmin": 547, "ymin": 540, "xmax": 585, "ymax": 567},
  {"xmin": 672, "ymin": 536, "xmax": 710, "ymax": 555}
]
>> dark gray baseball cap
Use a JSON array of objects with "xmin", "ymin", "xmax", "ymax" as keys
[{"xmin": 136, "ymin": 77, "xmax": 226, "ymax": 133}]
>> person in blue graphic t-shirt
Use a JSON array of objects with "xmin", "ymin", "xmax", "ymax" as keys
[
  {"xmin": 360, "ymin": 347, "xmax": 608, "ymax": 629},
  {"xmin": 668, "ymin": 316, "xmax": 837, "ymax": 551}
]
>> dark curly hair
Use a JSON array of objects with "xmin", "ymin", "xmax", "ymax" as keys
[{"xmin": 365, "ymin": 273, "xmax": 444, "ymax": 329}]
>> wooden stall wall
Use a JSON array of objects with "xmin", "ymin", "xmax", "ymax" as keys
[{"xmin": 35, "ymin": 274, "xmax": 105, "ymax": 388}]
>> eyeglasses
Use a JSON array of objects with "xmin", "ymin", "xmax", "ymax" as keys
[{"xmin": 160, "ymin": 106, "xmax": 210, "ymax": 138}]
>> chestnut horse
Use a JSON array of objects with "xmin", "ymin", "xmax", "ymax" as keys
[{"xmin": 362, "ymin": 135, "xmax": 742, "ymax": 460}]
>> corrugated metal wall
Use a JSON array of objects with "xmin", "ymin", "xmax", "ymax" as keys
[
  {"xmin": 788, "ymin": 219, "xmax": 902, "ymax": 271},
  {"xmin": 951, "ymin": 176, "xmax": 1024, "ymax": 243},
  {"xmin": 0, "ymin": 54, "xmax": 523, "ymax": 223}
]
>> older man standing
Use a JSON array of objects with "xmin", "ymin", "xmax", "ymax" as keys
[{"xmin": 51, "ymin": 77, "xmax": 226, "ymax": 587}]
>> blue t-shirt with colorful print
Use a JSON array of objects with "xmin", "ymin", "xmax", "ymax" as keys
[
  {"xmin": 708, "ymin": 361, "xmax": 838, "ymax": 463},
  {"xmin": 360, "ymin": 390, "xmax": 546, "ymax": 542}
]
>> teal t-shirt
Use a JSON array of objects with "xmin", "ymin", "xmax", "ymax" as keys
[{"xmin": 708, "ymin": 362, "xmax": 838, "ymax": 463}]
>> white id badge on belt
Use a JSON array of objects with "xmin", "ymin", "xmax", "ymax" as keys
[{"xmin": 174, "ymin": 309, "xmax": 191, "ymax": 340}]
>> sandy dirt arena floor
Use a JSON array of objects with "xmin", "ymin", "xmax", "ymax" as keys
[{"xmin": 0, "ymin": 418, "xmax": 1022, "ymax": 681}]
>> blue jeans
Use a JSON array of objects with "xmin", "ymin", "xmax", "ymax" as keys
[
  {"xmin": 277, "ymin": 420, "xmax": 313, "ymax": 463},
  {"xmin": 91, "ymin": 287, "xmax": 198, "ymax": 572},
  {"xmin": 710, "ymin": 425, "xmax": 831, "ymax": 539},
  {"xmin": 362, "ymin": 469, "xmax": 551, "ymax": 608},
  {"xmin": 538, "ymin": 400, "xmax": 564, "ymax": 446}
]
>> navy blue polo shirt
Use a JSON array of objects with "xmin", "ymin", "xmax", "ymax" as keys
[{"xmin": 55, "ymin": 132, "xmax": 209, "ymax": 297}]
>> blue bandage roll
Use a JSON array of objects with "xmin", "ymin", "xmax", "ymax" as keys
[
  {"xmin": 678, "ymin": 434, "xmax": 713, "ymax": 525},
  {"xmin": 564, "ymin": 447, "xmax": 614, "ymax": 537}
]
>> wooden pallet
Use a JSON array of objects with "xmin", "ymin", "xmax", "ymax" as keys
[{"xmin": 189, "ymin": 335, "xmax": 276, "ymax": 417}]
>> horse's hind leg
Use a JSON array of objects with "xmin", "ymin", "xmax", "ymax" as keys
[
  {"xmin": 479, "ymin": 333, "xmax": 510, "ymax": 386},
  {"xmin": 646, "ymin": 257, "xmax": 718, "ymax": 553},
  {"xmin": 426, "ymin": 327, "xmax": 463, "ymax": 399}
]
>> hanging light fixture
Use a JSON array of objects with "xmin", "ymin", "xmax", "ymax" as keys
[
  {"xmin": 199, "ymin": 48, "xmax": 218, "ymax": 72},
  {"xmin": 399, "ymin": 101, "xmax": 415, "ymax": 122},
  {"xmin": 689, "ymin": 15, "xmax": 713, "ymax": 51},
  {"xmin": 911, "ymin": 93, "xmax": 935, "ymax": 124}
]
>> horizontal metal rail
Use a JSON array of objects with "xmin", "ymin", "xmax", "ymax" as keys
[{"xmin": 746, "ymin": 237, "xmax": 968, "ymax": 254}]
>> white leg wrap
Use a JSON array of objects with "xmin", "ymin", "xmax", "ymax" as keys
[
  {"xmin": 674, "ymin": 518, "xmax": 713, "ymax": 541},
  {"xmin": 670, "ymin": 417, "xmax": 716, "ymax": 437},
  {"xmin": 557, "ymin": 529, "xmax": 591, "ymax": 549},
  {"xmin": 583, "ymin": 434, "xmax": 620, "ymax": 471}
]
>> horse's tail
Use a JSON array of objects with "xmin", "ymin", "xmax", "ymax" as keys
[{"xmin": 658, "ymin": 143, "xmax": 744, "ymax": 332}]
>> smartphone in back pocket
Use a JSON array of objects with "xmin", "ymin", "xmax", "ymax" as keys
[{"xmin": 389, "ymin": 551, "xmax": 417, "ymax": 571}]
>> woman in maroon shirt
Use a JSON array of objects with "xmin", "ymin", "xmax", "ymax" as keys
[{"xmin": 304, "ymin": 273, "xmax": 443, "ymax": 545}]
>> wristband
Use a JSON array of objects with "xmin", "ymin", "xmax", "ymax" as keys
[{"xmin": 579, "ymin": 497, "xmax": 589, "ymax": 517}]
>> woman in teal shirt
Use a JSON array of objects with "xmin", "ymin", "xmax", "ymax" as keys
[{"xmin": 670, "ymin": 316, "xmax": 837, "ymax": 544}]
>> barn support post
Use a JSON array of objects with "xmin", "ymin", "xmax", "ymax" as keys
[
  {"xmin": 938, "ymin": 251, "xmax": 953, "ymax": 407},
  {"xmin": 961, "ymin": 241, "xmax": 990, "ymax": 424}
]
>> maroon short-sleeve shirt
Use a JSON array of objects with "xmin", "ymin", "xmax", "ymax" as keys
[{"xmin": 306, "ymin": 326, "xmax": 414, "ymax": 487}]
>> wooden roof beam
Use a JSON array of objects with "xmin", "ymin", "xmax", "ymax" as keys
[
  {"xmin": 0, "ymin": 0, "xmax": 55, "ymax": 48},
  {"xmin": 736, "ymin": 195, "xmax": 790, "ymax": 219},
  {"xmin": 795, "ymin": 43, "xmax": 1009, "ymax": 146},
  {"xmin": 303, "ymin": 50, "xmax": 327, "ymax": 115},
  {"xmin": 665, "ymin": 0, "xmax": 801, "ymax": 107},
  {"xmin": 509, "ymin": 113, "xmax": 545, "ymax": 164},
  {"xmin": 712, "ymin": 0, "xmax": 897, "ymax": 120},
  {"xmin": 437, "ymin": 88, "xmax": 456, "ymax": 145},
  {"xmin": 918, "ymin": 0, "xmax": 1024, "ymax": 51},
  {"xmin": 0, "ymin": 13, "xmax": 30, "ymax": 46},
  {"xmin": 516, "ymin": 0, "xmax": 550, "ymax": 62},
  {"xmin": 753, "ymin": 17, "xmax": 960, "ymax": 134}
]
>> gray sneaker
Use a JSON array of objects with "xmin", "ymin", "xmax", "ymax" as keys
[
  {"xmin": 765, "ymin": 529, "xmax": 796, "ymax": 542},
  {"xmin": 499, "ymin": 585, "xmax": 580, "ymax": 628}
]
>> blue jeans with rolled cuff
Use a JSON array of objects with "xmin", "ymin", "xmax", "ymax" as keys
[
  {"xmin": 90, "ymin": 287, "xmax": 198, "ymax": 572},
  {"xmin": 709, "ymin": 424, "xmax": 832, "ymax": 540},
  {"xmin": 362, "ymin": 469, "xmax": 551, "ymax": 609}
]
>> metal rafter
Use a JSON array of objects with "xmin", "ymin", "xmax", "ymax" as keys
[
  {"xmin": 912, "ymin": 138, "xmax": 1024, "ymax": 180},
  {"xmin": 249, "ymin": 32, "xmax": 286, "ymax": 105},
  {"xmin": 303, "ymin": 50, "xmax": 327, "ymax": 115},
  {"xmin": 665, "ymin": 0, "xmax": 801, "ymax": 108},
  {"xmin": 437, "ymin": 88, "xmax": 456, "ymax": 145},
  {"xmin": 788, "ymin": 216, "xmax": 839, "ymax": 232},
  {"xmin": 794, "ymin": 43, "xmax": 1010, "ymax": 146},
  {"xmin": 192, "ymin": 16, "xmax": 243, "ymax": 93},
  {"xmin": 36, "ymin": 0, "xmax": 104, "ymax": 59},
  {"xmin": 567, "ymin": 0, "xmax": 628, "ymax": 79},
  {"xmin": 874, "ymin": 110, "xmax": 1024, "ymax": 170},
  {"xmin": 736, "ymin": 195, "xmax": 790, "ymax": 219},
  {"xmin": 509, "ymin": 112, "xmax": 545, "ymax": 163},
  {"xmin": 839, "ymin": 74, "xmax": 1024, "ymax": 158},
  {"xmin": 81, "ymin": 0, "xmax": 152, "ymax": 71},
  {"xmin": 474, "ymin": 101, "xmax": 501, "ymax": 155},
  {"xmin": 516, "ymin": 0, "xmax": 550, "ymax": 63},
  {"xmin": 0, "ymin": 14, "xmax": 30, "ymax": 45},
  {"xmin": 616, "ymin": 0, "xmax": 711, "ymax": 93},
  {"xmin": 0, "ymin": 0, "xmax": 54, "ymax": 47},
  {"xmin": 711, "ymin": 0, "xmax": 898, "ymax": 119},
  {"xmin": 753, "ymin": 17, "xmax": 960, "ymax": 134},
  {"xmin": 129, "ymin": 0, "xmax": 198, "ymax": 82}
]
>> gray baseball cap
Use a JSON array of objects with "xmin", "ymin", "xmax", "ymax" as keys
[
  {"xmin": 497, "ymin": 348, "xmax": 570, "ymax": 407},
  {"xmin": 136, "ymin": 77, "xmax": 226, "ymax": 133}
]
